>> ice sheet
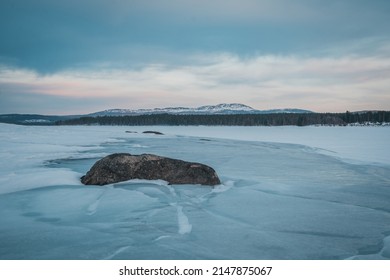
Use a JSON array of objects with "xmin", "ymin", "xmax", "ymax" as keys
[
  {"xmin": 0, "ymin": 124, "xmax": 389, "ymax": 259},
  {"xmin": 127, "ymin": 125, "xmax": 390, "ymax": 166}
]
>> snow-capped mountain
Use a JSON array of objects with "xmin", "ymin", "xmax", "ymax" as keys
[
  {"xmin": 196, "ymin": 103, "xmax": 254, "ymax": 113},
  {"xmin": 0, "ymin": 104, "xmax": 313, "ymax": 125},
  {"xmin": 89, "ymin": 103, "xmax": 312, "ymax": 116}
]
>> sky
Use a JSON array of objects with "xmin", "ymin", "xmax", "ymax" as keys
[{"xmin": 0, "ymin": 0, "xmax": 389, "ymax": 114}]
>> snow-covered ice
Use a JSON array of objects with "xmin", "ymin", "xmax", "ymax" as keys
[{"xmin": 0, "ymin": 123, "xmax": 389, "ymax": 259}]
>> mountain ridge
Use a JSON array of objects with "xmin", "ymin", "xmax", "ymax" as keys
[
  {"xmin": 0, "ymin": 103, "xmax": 313, "ymax": 125},
  {"xmin": 1, "ymin": 105, "xmax": 389, "ymax": 126},
  {"xmin": 88, "ymin": 103, "xmax": 313, "ymax": 116}
]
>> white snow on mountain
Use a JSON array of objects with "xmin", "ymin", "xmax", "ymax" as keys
[{"xmin": 89, "ymin": 103, "xmax": 312, "ymax": 116}]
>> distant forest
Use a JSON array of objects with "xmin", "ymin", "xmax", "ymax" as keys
[{"xmin": 56, "ymin": 111, "xmax": 390, "ymax": 126}]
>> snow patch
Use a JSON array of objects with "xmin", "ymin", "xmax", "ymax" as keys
[
  {"xmin": 176, "ymin": 206, "xmax": 192, "ymax": 235},
  {"xmin": 212, "ymin": 180, "xmax": 234, "ymax": 193}
]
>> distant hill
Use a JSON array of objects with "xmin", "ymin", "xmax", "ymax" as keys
[
  {"xmin": 88, "ymin": 103, "xmax": 313, "ymax": 116},
  {"xmin": 0, "ymin": 103, "xmax": 314, "ymax": 125},
  {"xmin": 2, "ymin": 104, "xmax": 389, "ymax": 126},
  {"xmin": 0, "ymin": 114, "xmax": 79, "ymax": 125}
]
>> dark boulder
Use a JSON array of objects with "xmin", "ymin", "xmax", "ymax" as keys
[
  {"xmin": 142, "ymin": 131, "xmax": 164, "ymax": 135},
  {"xmin": 81, "ymin": 153, "xmax": 221, "ymax": 186}
]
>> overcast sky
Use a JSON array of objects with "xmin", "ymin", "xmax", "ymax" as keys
[{"xmin": 1, "ymin": 0, "xmax": 389, "ymax": 114}]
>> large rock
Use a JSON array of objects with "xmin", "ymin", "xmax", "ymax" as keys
[{"xmin": 81, "ymin": 153, "xmax": 221, "ymax": 186}]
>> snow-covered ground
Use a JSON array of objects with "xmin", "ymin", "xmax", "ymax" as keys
[{"xmin": 0, "ymin": 123, "xmax": 389, "ymax": 259}]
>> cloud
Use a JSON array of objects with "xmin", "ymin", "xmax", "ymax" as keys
[
  {"xmin": 2, "ymin": 1, "xmax": 389, "ymax": 115},
  {"xmin": 1, "ymin": 1, "xmax": 390, "ymax": 73},
  {"xmin": 1, "ymin": 51, "xmax": 389, "ymax": 114}
]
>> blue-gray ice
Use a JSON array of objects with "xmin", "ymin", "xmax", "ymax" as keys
[{"xmin": 0, "ymin": 124, "xmax": 389, "ymax": 259}]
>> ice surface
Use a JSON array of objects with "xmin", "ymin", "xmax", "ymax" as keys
[
  {"xmin": 136, "ymin": 125, "xmax": 390, "ymax": 166},
  {"xmin": 0, "ymin": 123, "xmax": 389, "ymax": 259}
]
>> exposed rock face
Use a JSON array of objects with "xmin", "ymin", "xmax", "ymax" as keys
[{"xmin": 81, "ymin": 153, "xmax": 221, "ymax": 186}]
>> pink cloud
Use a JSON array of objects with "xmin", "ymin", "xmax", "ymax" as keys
[{"xmin": 1, "ymin": 52, "xmax": 389, "ymax": 113}]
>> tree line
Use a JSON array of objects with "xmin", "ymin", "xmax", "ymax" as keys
[{"xmin": 55, "ymin": 111, "xmax": 390, "ymax": 126}]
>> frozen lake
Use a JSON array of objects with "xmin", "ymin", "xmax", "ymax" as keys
[{"xmin": 0, "ymin": 124, "xmax": 389, "ymax": 259}]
